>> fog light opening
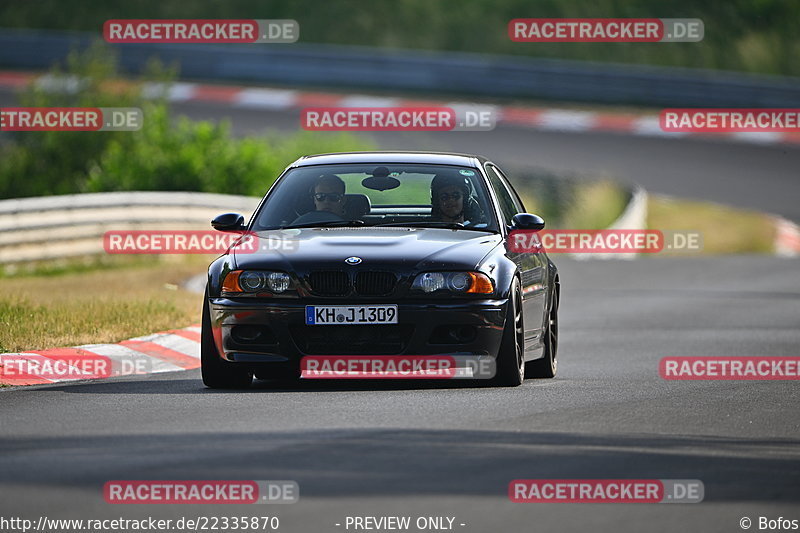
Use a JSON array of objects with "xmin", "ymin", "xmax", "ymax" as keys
[{"xmin": 234, "ymin": 326, "xmax": 261, "ymax": 342}]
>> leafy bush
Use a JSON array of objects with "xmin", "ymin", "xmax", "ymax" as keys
[
  {"xmin": 0, "ymin": 43, "xmax": 151, "ymax": 198},
  {"xmin": 0, "ymin": 43, "xmax": 373, "ymax": 199},
  {"xmin": 85, "ymin": 105, "xmax": 365, "ymax": 196}
]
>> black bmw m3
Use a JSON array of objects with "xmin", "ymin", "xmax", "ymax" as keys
[{"xmin": 202, "ymin": 152, "xmax": 559, "ymax": 388}]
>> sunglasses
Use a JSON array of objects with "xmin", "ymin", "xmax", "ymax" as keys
[
  {"xmin": 438, "ymin": 192, "xmax": 463, "ymax": 202},
  {"xmin": 313, "ymin": 192, "xmax": 344, "ymax": 202}
]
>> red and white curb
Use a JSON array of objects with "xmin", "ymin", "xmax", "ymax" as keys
[
  {"xmin": 0, "ymin": 324, "xmax": 201, "ymax": 387},
  {"xmin": 1, "ymin": 70, "xmax": 799, "ymax": 147},
  {"xmin": 774, "ymin": 217, "xmax": 800, "ymax": 257}
]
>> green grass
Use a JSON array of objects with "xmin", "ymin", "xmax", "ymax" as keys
[
  {"xmin": 515, "ymin": 176, "xmax": 628, "ymax": 230},
  {"xmin": 0, "ymin": 254, "xmax": 164, "ymax": 279},
  {"xmin": 513, "ymin": 175, "xmax": 777, "ymax": 253},
  {"xmin": 559, "ymin": 180, "xmax": 629, "ymax": 230},
  {"xmin": 0, "ymin": 258, "xmax": 206, "ymax": 352},
  {"xmin": 647, "ymin": 195, "xmax": 776, "ymax": 255}
]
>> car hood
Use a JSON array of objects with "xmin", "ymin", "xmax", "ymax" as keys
[{"xmin": 230, "ymin": 227, "xmax": 502, "ymax": 272}]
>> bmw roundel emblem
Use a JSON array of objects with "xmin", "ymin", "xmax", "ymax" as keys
[{"xmin": 345, "ymin": 256, "xmax": 362, "ymax": 265}]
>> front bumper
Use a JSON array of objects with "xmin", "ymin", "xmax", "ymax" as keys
[{"xmin": 209, "ymin": 297, "xmax": 508, "ymax": 364}]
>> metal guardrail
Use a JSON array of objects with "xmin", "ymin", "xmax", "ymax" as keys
[
  {"xmin": 1, "ymin": 29, "xmax": 799, "ymax": 107},
  {"xmin": 0, "ymin": 192, "xmax": 260, "ymax": 263}
]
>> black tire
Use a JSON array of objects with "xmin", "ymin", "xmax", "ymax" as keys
[
  {"xmin": 492, "ymin": 278, "xmax": 525, "ymax": 387},
  {"xmin": 527, "ymin": 283, "xmax": 558, "ymax": 379},
  {"xmin": 201, "ymin": 288, "xmax": 253, "ymax": 389}
]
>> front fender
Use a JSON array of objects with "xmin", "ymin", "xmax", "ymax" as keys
[
  {"xmin": 207, "ymin": 256, "xmax": 234, "ymax": 297},
  {"xmin": 478, "ymin": 244, "xmax": 518, "ymax": 301}
]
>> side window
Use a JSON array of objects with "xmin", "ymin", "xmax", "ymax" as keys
[
  {"xmin": 492, "ymin": 166, "xmax": 526, "ymax": 214},
  {"xmin": 486, "ymin": 165, "xmax": 519, "ymax": 225}
]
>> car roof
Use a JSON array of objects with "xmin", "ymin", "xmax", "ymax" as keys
[{"xmin": 288, "ymin": 151, "xmax": 489, "ymax": 168}]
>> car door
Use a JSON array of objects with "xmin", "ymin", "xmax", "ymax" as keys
[{"xmin": 485, "ymin": 163, "xmax": 548, "ymax": 352}]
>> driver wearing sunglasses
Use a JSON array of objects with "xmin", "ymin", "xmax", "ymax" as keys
[
  {"xmin": 430, "ymin": 173, "xmax": 470, "ymax": 223},
  {"xmin": 311, "ymin": 174, "xmax": 346, "ymax": 217}
]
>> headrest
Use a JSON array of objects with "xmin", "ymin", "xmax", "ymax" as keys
[{"xmin": 344, "ymin": 194, "xmax": 371, "ymax": 218}]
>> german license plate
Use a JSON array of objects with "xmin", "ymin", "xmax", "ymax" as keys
[{"xmin": 305, "ymin": 305, "xmax": 398, "ymax": 325}]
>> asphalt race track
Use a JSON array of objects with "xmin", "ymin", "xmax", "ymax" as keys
[{"xmin": 1, "ymin": 90, "xmax": 799, "ymax": 532}]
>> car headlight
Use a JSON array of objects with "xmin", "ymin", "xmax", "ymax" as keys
[
  {"xmin": 411, "ymin": 272, "xmax": 494, "ymax": 294},
  {"xmin": 222, "ymin": 270, "xmax": 292, "ymax": 294},
  {"xmin": 266, "ymin": 272, "xmax": 291, "ymax": 292},
  {"xmin": 414, "ymin": 272, "xmax": 446, "ymax": 292}
]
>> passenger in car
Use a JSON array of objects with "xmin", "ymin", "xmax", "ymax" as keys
[{"xmin": 430, "ymin": 173, "xmax": 485, "ymax": 225}]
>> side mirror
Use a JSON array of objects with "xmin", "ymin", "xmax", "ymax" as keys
[
  {"xmin": 211, "ymin": 213, "xmax": 246, "ymax": 232},
  {"xmin": 510, "ymin": 213, "xmax": 545, "ymax": 231}
]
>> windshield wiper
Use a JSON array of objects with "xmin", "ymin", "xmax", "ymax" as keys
[
  {"xmin": 371, "ymin": 221, "xmax": 496, "ymax": 232},
  {"xmin": 283, "ymin": 220, "xmax": 366, "ymax": 229}
]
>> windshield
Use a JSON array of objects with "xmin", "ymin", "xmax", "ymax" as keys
[{"xmin": 252, "ymin": 163, "xmax": 499, "ymax": 232}]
